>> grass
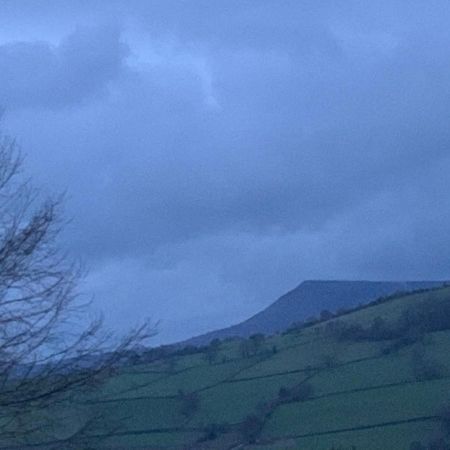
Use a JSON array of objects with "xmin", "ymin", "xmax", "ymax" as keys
[
  {"xmin": 262, "ymin": 377, "xmax": 450, "ymax": 438},
  {"xmin": 10, "ymin": 285, "xmax": 450, "ymax": 449}
]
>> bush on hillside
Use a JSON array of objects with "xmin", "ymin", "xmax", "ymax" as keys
[
  {"xmin": 278, "ymin": 386, "xmax": 291, "ymax": 400},
  {"xmin": 278, "ymin": 382, "xmax": 314, "ymax": 403},
  {"xmin": 326, "ymin": 294, "xmax": 450, "ymax": 349},
  {"xmin": 292, "ymin": 382, "xmax": 314, "ymax": 401},
  {"xmin": 174, "ymin": 345, "xmax": 202, "ymax": 357},
  {"xmin": 285, "ymin": 321, "xmax": 305, "ymax": 334},
  {"xmin": 239, "ymin": 334, "xmax": 267, "ymax": 358},
  {"xmin": 305, "ymin": 316, "xmax": 321, "ymax": 326},
  {"xmin": 411, "ymin": 347, "xmax": 444, "ymax": 382},
  {"xmin": 322, "ymin": 353, "xmax": 339, "ymax": 369},
  {"xmin": 204, "ymin": 338, "xmax": 221, "ymax": 364},
  {"xmin": 256, "ymin": 398, "xmax": 278, "ymax": 417},
  {"xmin": 380, "ymin": 330, "xmax": 424, "ymax": 355},
  {"xmin": 327, "ymin": 296, "xmax": 450, "ymax": 346},
  {"xmin": 239, "ymin": 339, "xmax": 252, "ymax": 358},
  {"xmin": 249, "ymin": 333, "xmax": 266, "ymax": 354},
  {"xmin": 139, "ymin": 346, "xmax": 172, "ymax": 363},
  {"xmin": 326, "ymin": 316, "xmax": 399, "ymax": 343},
  {"xmin": 324, "ymin": 320, "xmax": 362, "ymax": 341},
  {"xmin": 179, "ymin": 391, "xmax": 201, "ymax": 419},
  {"xmin": 239, "ymin": 414, "xmax": 264, "ymax": 444},
  {"xmin": 199, "ymin": 423, "xmax": 229, "ymax": 441},
  {"xmin": 438, "ymin": 403, "xmax": 450, "ymax": 435},
  {"xmin": 399, "ymin": 295, "xmax": 450, "ymax": 334}
]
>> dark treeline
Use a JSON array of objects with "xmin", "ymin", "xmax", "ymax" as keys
[{"xmin": 325, "ymin": 294, "xmax": 450, "ymax": 345}]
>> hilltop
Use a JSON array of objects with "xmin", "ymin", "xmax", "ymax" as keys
[{"xmin": 183, "ymin": 280, "xmax": 445, "ymax": 346}]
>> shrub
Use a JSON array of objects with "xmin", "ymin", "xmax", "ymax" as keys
[
  {"xmin": 326, "ymin": 295, "xmax": 450, "ymax": 346},
  {"xmin": 399, "ymin": 296, "xmax": 450, "ymax": 335},
  {"xmin": 204, "ymin": 339, "xmax": 221, "ymax": 364},
  {"xmin": 411, "ymin": 347, "xmax": 444, "ymax": 381},
  {"xmin": 239, "ymin": 414, "xmax": 264, "ymax": 444},
  {"xmin": 287, "ymin": 321, "xmax": 305, "ymax": 333},
  {"xmin": 381, "ymin": 330, "xmax": 423, "ymax": 355},
  {"xmin": 291, "ymin": 382, "xmax": 314, "ymax": 401},
  {"xmin": 278, "ymin": 386, "xmax": 290, "ymax": 400},
  {"xmin": 438, "ymin": 403, "xmax": 450, "ymax": 434},
  {"xmin": 256, "ymin": 399, "xmax": 278, "ymax": 417},
  {"xmin": 249, "ymin": 333, "xmax": 266, "ymax": 354},
  {"xmin": 324, "ymin": 320, "xmax": 365, "ymax": 342},
  {"xmin": 239, "ymin": 339, "xmax": 252, "ymax": 359},
  {"xmin": 200, "ymin": 423, "xmax": 229, "ymax": 441},
  {"xmin": 413, "ymin": 358, "xmax": 443, "ymax": 381},
  {"xmin": 322, "ymin": 354, "xmax": 339, "ymax": 369},
  {"xmin": 278, "ymin": 382, "xmax": 314, "ymax": 403},
  {"xmin": 179, "ymin": 392, "xmax": 200, "ymax": 419},
  {"xmin": 305, "ymin": 316, "xmax": 320, "ymax": 326}
]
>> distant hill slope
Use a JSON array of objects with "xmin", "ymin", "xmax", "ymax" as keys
[{"xmin": 183, "ymin": 280, "xmax": 445, "ymax": 346}]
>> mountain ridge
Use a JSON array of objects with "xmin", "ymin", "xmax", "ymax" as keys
[{"xmin": 181, "ymin": 279, "xmax": 446, "ymax": 347}]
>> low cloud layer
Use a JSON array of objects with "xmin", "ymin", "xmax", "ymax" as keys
[
  {"xmin": 1, "ymin": 1, "xmax": 450, "ymax": 342},
  {"xmin": 0, "ymin": 25, "xmax": 127, "ymax": 109}
]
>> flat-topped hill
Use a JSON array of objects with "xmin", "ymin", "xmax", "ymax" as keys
[{"xmin": 183, "ymin": 280, "xmax": 445, "ymax": 346}]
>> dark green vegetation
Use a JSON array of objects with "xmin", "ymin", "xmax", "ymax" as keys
[{"xmin": 10, "ymin": 285, "xmax": 450, "ymax": 449}]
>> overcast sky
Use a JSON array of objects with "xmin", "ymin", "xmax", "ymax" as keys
[{"xmin": 1, "ymin": 1, "xmax": 450, "ymax": 343}]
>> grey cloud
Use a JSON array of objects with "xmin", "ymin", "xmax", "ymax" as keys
[
  {"xmin": 0, "ymin": 25, "xmax": 128, "ymax": 109},
  {"xmin": 2, "ymin": 2, "xmax": 450, "ymax": 342}
]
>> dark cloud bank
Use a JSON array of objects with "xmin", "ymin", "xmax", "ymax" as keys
[{"xmin": 1, "ymin": 1, "xmax": 450, "ymax": 343}]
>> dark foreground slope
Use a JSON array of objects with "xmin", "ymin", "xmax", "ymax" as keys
[
  {"xmin": 12, "ymin": 284, "xmax": 450, "ymax": 449},
  {"xmin": 184, "ymin": 280, "xmax": 444, "ymax": 346}
]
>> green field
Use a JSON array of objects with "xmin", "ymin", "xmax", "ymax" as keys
[{"xmin": 9, "ymin": 286, "xmax": 450, "ymax": 449}]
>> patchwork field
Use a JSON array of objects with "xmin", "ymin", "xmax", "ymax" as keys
[{"xmin": 8, "ymin": 286, "xmax": 450, "ymax": 449}]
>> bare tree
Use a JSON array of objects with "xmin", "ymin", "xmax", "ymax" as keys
[{"xmin": 0, "ymin": 135, "xmax": 153, "ymax": 447}]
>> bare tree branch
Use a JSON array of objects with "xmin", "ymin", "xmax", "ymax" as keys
[{"xmin": 0, "ymin": 134, "xmax": 155, "ymax": 448}]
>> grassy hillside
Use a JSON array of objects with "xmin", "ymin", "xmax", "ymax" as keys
[{"xmin": 10, "ymin": 285, "xmax": 450, "ymax": 449}]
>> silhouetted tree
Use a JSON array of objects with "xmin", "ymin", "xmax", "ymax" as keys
[
  {"xmin": 0, "ymin": 134, "xmax": 153, "ymax": 446},
  {"xmin": 249, "ymin": 333, "xmax": 265, "ymax": 354},
  {"xmin": 204, "ymin": 338, "xmax": 221, "ymax": 364},
  {"xmin": 239, "ymin": 339, "xmax": 252, "ymax": 359}
]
